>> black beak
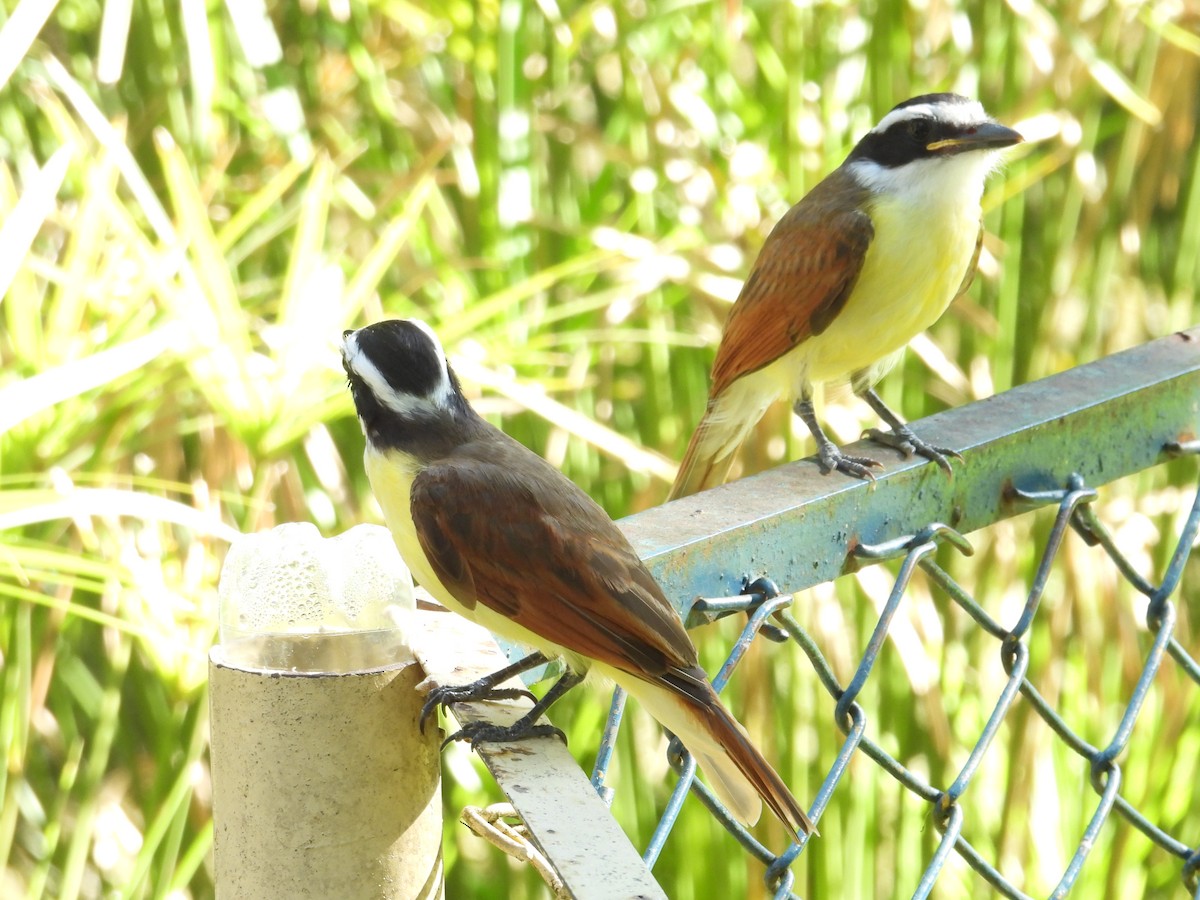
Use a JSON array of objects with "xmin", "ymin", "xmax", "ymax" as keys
[{"xmin": 928, "ymin": 121, "xmax": 1024, "ymax": 153}]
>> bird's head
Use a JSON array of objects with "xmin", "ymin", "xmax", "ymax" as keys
[
  {"xmin": 342, "ymin": 319, "xmax": 465, "ymax": 446},
  {"xmin": 846, "ymin": 93, "xmax": 1023, "ymax": 202}
]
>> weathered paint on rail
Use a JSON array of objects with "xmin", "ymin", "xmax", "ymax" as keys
[
  {"xmin": 620, "ymin": 328, "xmax": 1200, "ymax": 618},
  {"xmin": 415, "ymin": 607, "xmax": 669, "ymax": 900}
]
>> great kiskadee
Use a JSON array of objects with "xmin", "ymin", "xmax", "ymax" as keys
[
  {"xmin": 669, "ymin": 93, "xmax": 1023, "ymax": 500},
  {"xmin": 342, "ymin": 319, "xmax": 815, "ymax": 838}
]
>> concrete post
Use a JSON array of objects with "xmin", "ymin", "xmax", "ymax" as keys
[{"xmin": 209, "ymin": 524, "xmax": 441, "ymax": 899}]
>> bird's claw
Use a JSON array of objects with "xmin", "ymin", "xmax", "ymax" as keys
[
  {"xmin": 816, "ymin": 445, "xmax": 883, "ymax": 481},
  {"xmin": 865, "ymin": 426, "xmax": 961, "ymax": 477},
  {"xmin": 419, "ymin": 683, "xmax": 538, "ymax": 735},
  {"xmin": 442, "ymin": 720, "xmax": 568, "ymax": 750}
]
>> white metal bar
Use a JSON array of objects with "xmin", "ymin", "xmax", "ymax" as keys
[{"xmin": 413, "ymin": 604, "xmax": 668, "ymax": 900}]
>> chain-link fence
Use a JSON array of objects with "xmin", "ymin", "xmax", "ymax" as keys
[
  {"xmin": 593, "ymin": 455, "xmax": 1199, "ymax": 898},
  {"xmin": 451, "ymin": 331, "xmax": 1199, "ymax": 898},
  {"xmin": 589, "ymin": 331, "xmax": 1200, "ymax": 898}
]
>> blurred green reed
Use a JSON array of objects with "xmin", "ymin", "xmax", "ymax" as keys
[{"xmin": 1, "ymin": 0, "xmax": 1197, "ymax": 896}]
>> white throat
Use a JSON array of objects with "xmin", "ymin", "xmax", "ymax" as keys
[{"xmin": 847, "ymin": 150, "xmax": 1002, "ymax": 216}]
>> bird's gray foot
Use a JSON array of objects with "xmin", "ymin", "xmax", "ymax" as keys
[
  {"xmin": 865, "ymin": 425, "xmax": 961, "ymax": 476},
  {"xmin": 420, "ymin": 682, "xmax": 537, "ymax": 734},
  {"xmin": 794, "ymin": 395, "xmax": 882, "ymax": 481},
  {"xmin": 426, "ymin": 665, "xmax": 582, "ymax": 751},
  {"xmin": 442, "ymin": 718, "xmax": 567, "ymax": 749},
  {"xmin": 816, "ymin": 442, "xmax": 884, "ymax": 481}
]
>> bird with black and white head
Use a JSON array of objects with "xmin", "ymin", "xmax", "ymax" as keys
[
  {"xmin": 343, "ymin": 318, "xmax": 818, "ymax": 839},
  {"xmin": 670, "ymin": 93, "xmax": 1023, "ymax": 499}
]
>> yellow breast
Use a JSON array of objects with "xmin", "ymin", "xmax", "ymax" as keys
[
  {"xmin": 803, "ymin": 193, "xmax": 979, "ymax": 384},
  {"xmin": 363, "ymin": 445, "xmax": 579, "ymax": 665},
  {"xmin": 363, "ymin": 446, "xmax": 460, "ymax": 613}
]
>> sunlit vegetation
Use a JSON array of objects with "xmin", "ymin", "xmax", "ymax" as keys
[{"xmin": 1, "ymin": 0, "xmax": 1197, "ymax": 896}]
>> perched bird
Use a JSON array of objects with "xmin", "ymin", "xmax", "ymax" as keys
[
  {"xmin": 342, "ymin": 318, "xmax": 815, "ymax": 839},
  {"xmin": 669, "ymin": 93, "xmax": 1023, "ymax": 500}
]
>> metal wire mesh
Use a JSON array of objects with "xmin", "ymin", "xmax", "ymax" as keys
[{"xmin": 590, "ymin": 446, "xmax": 1200, "ymax": 899}]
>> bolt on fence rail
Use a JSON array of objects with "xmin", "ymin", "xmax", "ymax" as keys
[{"xmin": 466, "ymin": 329, "xmax": 1200, "ymax": 898}]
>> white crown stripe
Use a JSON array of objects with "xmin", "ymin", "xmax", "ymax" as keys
[
  {"xmin": 343, "ymin": 330, "xmax": 455, "ymax": 418},
  {"xmin": 403, "ymin": 318, "xmax": 456, "ymax": 411},
  {"xmin": 870, "ymin": 99, "xmax": 988, "ymax": 135}
]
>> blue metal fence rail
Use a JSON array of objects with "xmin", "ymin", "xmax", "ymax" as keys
[{"xmin": 586, "ymin": 329, "xmax": 1200, "ymax": 898}]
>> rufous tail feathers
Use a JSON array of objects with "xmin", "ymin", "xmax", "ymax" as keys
[
  {"xmin": 667, "ymin": 411, "xmax": 739, "ymax": 501},
  {"xmin": 628, "ymin": 675, "xmax": 817, "ymax": 838}
]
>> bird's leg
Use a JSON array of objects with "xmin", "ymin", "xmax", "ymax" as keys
[
  {"xmin": 792, "ymin": 397, "xmax": 883, "ymax": 481},
  {"xmin": 857, "ymin": 387, "xmax": 961, "ymax": 476},
  {"xmin": 443, "ymin": 670, "xmax": 584, "ymax": 748},
  {"xmin": 420, "ymin": 650, "xmax": 548, "ymax": 735}
]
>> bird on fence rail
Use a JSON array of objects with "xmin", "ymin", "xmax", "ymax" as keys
[
  {"xmin": 343, "ymin": 318, "xmax": 816, "ymax": 839},
  {"xmin": 669, "ymin": 93, "xmax": 1023, "ymax": 499}
]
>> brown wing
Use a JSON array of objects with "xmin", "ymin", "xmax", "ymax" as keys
[
  {"xmin": 409, "ymin": 432, "xmax": 698, "ymax": 677},
  {"xmin": 710, "ymin": 176, "xmax": 874, "ymax": 398}
]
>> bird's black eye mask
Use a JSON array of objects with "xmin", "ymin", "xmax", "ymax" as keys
[{"xmin": 848, "ymin": 115, "xmax": 973, "ymax": 168}]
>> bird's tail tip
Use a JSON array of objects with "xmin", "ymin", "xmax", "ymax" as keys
[
  {"xmin": 667, "ymin": 415, "xmax": 737, "ymax": 501},
  {"xmin": 689, "ymin": 694, "xmax": 818, "ymax": 839}
]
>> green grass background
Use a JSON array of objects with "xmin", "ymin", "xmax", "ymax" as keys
[{"xmin": 1, "ymin": 0, "xmax": 1198, "ymax": 897}]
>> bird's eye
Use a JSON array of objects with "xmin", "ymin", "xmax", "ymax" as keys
[{"xmin": 907, "ymin": 119, "xmax": 933, "ymax": 141}]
